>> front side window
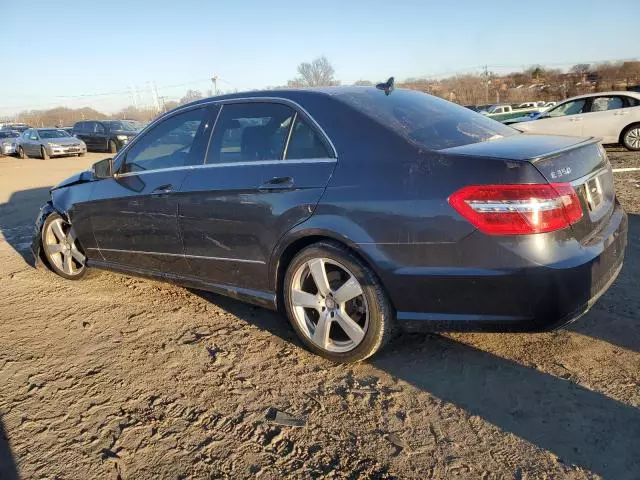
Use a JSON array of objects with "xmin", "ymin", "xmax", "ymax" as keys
[
  {"xmin": 286, "ymin": 116, "xmax": 331, "ymax": 159},
  {"xmin": 122, "ymin": 107, "xmax": 211, "ymax": 173},
  {"xmin": 208, "ymin": 102, "xmax": 295, "ymax": 163},
  {"xmin": 547, "ymin": 99, "xmax": 587, "ymax": 118},
  {"xmin": 94, "ymin": 122, "xmax": 106, "ymax": 133},
  {"xmin": 590, "ymin": 96, "xmax": 623, "ymax": 112},
  {"xmin": 29, "ymin": 131, "xmax": 38, "ymax": 140},
  {"xmin": 22, "ymin": 130, "xmax": 31, "ymax": 139}
]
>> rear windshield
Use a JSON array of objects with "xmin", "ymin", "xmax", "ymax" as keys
[
  {"xmin": 337, "ymin": 89, "xmax": 517, "ymax": 150},
  {"xmin": 39, "ymin": 129, "xmax": 70, "ymax": 139}
]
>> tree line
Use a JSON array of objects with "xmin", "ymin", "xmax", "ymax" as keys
[{"xmin": 5, "ymin": 57, "xmax": 639, "ymax": 127}]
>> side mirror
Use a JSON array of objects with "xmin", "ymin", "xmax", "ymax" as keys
[{"xmin": 93, "ymin": 158, "xmax": 113, "ymax": 179}]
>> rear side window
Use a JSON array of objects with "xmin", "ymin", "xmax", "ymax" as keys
[
  {"xmin": 208, "ymin": 102, "xmax": 295, "ymax": 163},
  {"xmin": 335, "ymin": 89, "xmax": 516, "ymax": 150},
  {"xmin": 591, "ymin": 96, "xmax": 623, "ymax": 112},
  {"xmin": 286, "ymin": 116, "xmax": 331, "ymax": 159}
]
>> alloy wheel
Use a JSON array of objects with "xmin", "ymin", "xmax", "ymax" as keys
[
  {"xmin": 289, "ymin": 257, "xmax": 368, "ymax": 353},
  {"xmin": 625, "ymin": 127, "xmax": 640, "ymax": 149},
  {"xmin": 43, "ymin": 218, "xmax": 86, "ymax": 276}
]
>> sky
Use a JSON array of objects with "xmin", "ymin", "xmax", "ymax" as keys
[{"xmin": 2, "ymin": 0, "xmax": 639, "ymax": 115}]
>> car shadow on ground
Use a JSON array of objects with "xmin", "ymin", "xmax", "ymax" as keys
[
  {"xmin": 194, "ymin": 291, "xmax": 640, "ymax": 478},
  {"xmin": 567, "ymin": 213, "xmax": 640, "ymax": 353},
  {"xmin": 0, "ymin": 416, "xmax": 19, "ymax": 480},
  {"xmin": 0, "ymin": 186, "xmax": 53, "ymax": 266}
]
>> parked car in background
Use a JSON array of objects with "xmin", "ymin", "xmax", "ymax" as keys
[
  {"xmin": 516, "ymin": 101, "xmax": 546, "ymax": 109},
  {"xmin": 0, "ymin": 130, "xmax": 20, "ymax": 155},
  {"xmin": 17, "ymin": 128, "xmax": 87, "ymax": 159},
  {"xmin": 72, "ymin": 120, "xmax": 138, "ymax": 153},
  {"xmin": 32, "ymin": 87, "xmax": 627, "ymax": 363},
  {"xmin": 513, "ymin": 91, "xmax": 640, "ymax": 150},
  {"xmin": 61, "ymin": 127, "xmax": 75, "ymax": 136},
  {"xmin": 0, "ymin": 123, "xmax": 30, "ymax": 133},
  {"xmin": 482, "ymin": 104, "xmax": 544, "ymax": 123}
]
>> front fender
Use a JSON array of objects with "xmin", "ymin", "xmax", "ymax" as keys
[{"xmin": 30, "ymin": 201, "xmax": 66, "ymax": 267}]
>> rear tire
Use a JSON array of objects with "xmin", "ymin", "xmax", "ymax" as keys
[
  {"xmin": 108, "ymin": 139, "xmax": 118, "ymax": 153},
  {"xmin": 41, "ymin": 146, "xmax": 49, "ymax": 160},
  {"xmin": 283, "ymin": 241, "xmax": 394, "ymax": 363},
  {"xmin": 621, "ymin": 124, "xmax": 640, "ymax": 151},
  {"xmin": 18, "ymin": 146, "xmax": 27, "ymax": 159}
]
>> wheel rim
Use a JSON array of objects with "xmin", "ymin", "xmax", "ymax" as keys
[
  {"xmin": 290, "ymin": 258, "xmax": 368, "ymax": 353},
  {"xmin": 19, "ymin": 147, "xmax": 24, "ymax": 158},
  {"xmin": 43, "ymin": 218, "xmax": 86, "ymax": 276},
  {"xmin": 625, "ymin": 127, "xmax": 640, "ymax": 149}
]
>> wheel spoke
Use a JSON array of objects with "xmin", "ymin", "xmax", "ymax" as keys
[
  {"xmin": 70, "ymin": 247, "xmax": 85, "ymax": 264},
  {"xmin": 333, "ymin": 275, "xmax": 363, "ymax": 305},
  {"xmin": 63, "ymin": 253, "xmax": 73, "ymax": 275},
  {"xmin": 335, "ymin": 310, "xmax": 365, "ymax": 344},
  {"xmin": 308, "ymin": 258, "xmax": 331, "ymax": 296},
  {"xmin": 51, "ymin": 220, "xmax": 66, "ymax": 242},
  {"xmin": 291, "ymin": 289, "xmax": 320, "ymax": 309},
  {"xmin": 312, "ymin": 312, "xmax": 331, "ymax": 349},
  {"xmin": 48, "ymin": 243, "xmax": 65, "ymax": 254},
  {"xmin": 66, "ymin": 227, "xmax": 77, "ymax": 245}
]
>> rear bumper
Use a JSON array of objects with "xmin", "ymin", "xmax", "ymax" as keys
[{"xmin": 366, "ymin": 202, "xmax": 628, "ymax": 332}]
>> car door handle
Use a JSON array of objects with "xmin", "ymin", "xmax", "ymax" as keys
[
  {"xmin": 569, "ymin": 117, "xmax": 583, "ymax": 122},
  {"xmin": 151, "ymin": 184, "xmax": 174, "ymax": 195},
  {"xmin": 613, "ymin": 111, "xmax": 628, "ymax": 116},
  {"xmin": 259, "ymin": 176, "xmax": 294, "ymax": 190}
]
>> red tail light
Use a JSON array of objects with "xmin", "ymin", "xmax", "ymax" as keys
[{"xmin": 448, "ymin": 183, "xmax": 583, "ymax": 235}]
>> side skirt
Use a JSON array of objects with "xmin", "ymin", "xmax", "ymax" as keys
[{"xmin": 87, "ymin": 258, "xmax": 277, "ymax": 310}]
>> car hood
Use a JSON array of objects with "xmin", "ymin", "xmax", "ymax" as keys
[
  {"xmin": 439, "ymin": 133, "xmax": 596, "ymax": 161},
  {"xmin": 52, "ymin": 169, "xmax": 93, "ymax": 190}
]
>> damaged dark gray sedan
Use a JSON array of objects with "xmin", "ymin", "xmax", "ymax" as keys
[{"xmin": 32, "ymin": 87, "xmax": 627, "ymax": 362}]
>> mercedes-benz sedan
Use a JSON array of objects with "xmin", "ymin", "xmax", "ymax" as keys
[{"xmin": 32, "ymin": 87, "xmax": 627, "ymax": 362}]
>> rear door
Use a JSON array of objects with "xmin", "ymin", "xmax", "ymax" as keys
[
  {"xmin": 28, "ymin": 130, "xmax": 40, "ymax": 156},
  {"xmin": 525, "ymin": 98, "xmax": 588, "ymax": 137},
  {"xmin": 82, "ymin": 105, "xmax": 217, "ymax": 273},
  {"xmin": 178, "ymin": 100, "xmax": 337, "ymax": 292},
  {"xmin": 580, "ymin": 95, "xmax": 628, "ymax": 143}
]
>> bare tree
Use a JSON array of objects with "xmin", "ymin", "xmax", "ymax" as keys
[
  {"xmin": 179, "ymin": 89, "xmax": 203, "ymax": 105},
  {"xmin": 288, "ymin": 56, "xmax": 339, "ymax": 87},
  {"xmin": 570, "ymin": 63, "xmax": 591, "ymax": 75},
  {"xmin": 353, "ymin": 79, "xmax": 373, "ymax": 86}
]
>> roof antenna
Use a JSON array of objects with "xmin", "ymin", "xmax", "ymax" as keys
[{"xmin": 376, "ymin": 77, "xmax": 394, "ymax": 95}]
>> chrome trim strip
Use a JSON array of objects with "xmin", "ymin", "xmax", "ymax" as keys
[
  {"xmin": 570, "ymin": 166, "xmax": 610, "ymax": 187},
  {"xmin": 114, "ymin": 95, "xmax": 338, "ymax": 172},
  {"xmin": 115, "ymin": 158, "xmax": 337, "ymax": 178},
  {"xmin": 282, "ymin": 111, "xmax": 297, "ymax": 160},
  {"xmin": 86, "ymin": 247, "xmax": 265, "ymax": 264}
]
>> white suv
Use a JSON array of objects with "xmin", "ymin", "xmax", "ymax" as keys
[{"xmin": 513, "ymin": 91, "xmax": 640, "ymax": 151}]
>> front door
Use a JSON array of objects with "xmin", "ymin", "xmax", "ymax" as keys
[
  {"xmin": 82, "ymin": 105, "xmax": 217, "ymax": 273},
  {"xmin": 528, "ymin": 98, "xmax": 588, "ymax": 137},
  {"xmin": 179, "ymin": 101, "xmax": 337, "ymax": 292}
]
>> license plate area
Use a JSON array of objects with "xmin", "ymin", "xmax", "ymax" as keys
[{"xmin": 584, "ymin": 176, "xmax": 604, "ymax": 212}]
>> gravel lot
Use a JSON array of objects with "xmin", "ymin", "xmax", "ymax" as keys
[{"xmin": 0, "ymin": 149, "xmax": 639, "ymax": 479}]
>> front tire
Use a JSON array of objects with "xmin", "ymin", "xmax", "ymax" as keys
[
  {"xmin": 41, "ymin": 213, "xmax": 89, "ymax": 280},
  {"xmin": 108, "ymin": 139, "xmax": 118, "ymax": 153},
  {"xmin": 622, "ymin": 124, "xmax": 640, "ymax": 151},
  {"xmin": 283, "ymin": 241, "xmax": 394, "ymax": 363},
  {"xmin": 18, "ymin": 146, "xmax": 27, "ymax": 159},
  {"xmin": 41, "ymin": 146, "xmax": 49, "ymax": 160}
]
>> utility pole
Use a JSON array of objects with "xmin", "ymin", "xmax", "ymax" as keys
[
  {"xmin": 483, "ymin": 65, "xmax": 489, "ymax": 104},
  {"xmin": 158, "ymin": 96, "xmax": 168, "ymax": 113},
  {"xmin": 211, "ymin": 74, "xmax": 218, "ymax": 96}
]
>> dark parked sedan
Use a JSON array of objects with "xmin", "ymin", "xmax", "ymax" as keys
[
  {"xmin": 32, "ymin": 87, "xmax": 627, "ymax": 362},
  {"xmin": 72, "ymin": 120, "xmax": 137, "ymax": 153}
]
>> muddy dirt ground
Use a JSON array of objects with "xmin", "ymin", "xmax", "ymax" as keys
[{"xmin": 0, "ymin": 149, "xmax": 639, "ymax": 479}]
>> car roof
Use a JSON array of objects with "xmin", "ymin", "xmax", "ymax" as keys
[
  {"xmin": 562, "ymin": 90, "xmax": 640, "ymax": 102},
  {"xmin": 181, "ymin": 86, "xmax": 382, "ymax": 109}
]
